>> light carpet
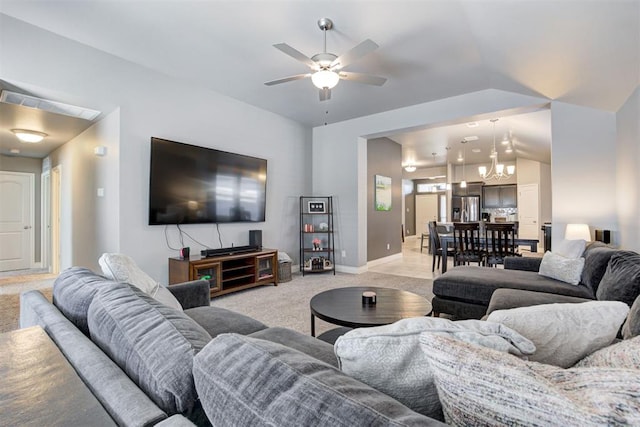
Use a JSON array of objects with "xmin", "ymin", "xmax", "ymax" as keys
[
  {"xmin": 210, "ymin": 271, "xmax": 434, "ymax": 337},
  {"xmin": 0, "ymin": 271, "xmax": 434, "ymax": 336}
]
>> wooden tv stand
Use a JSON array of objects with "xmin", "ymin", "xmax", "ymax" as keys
[{"xmin": 168, "ymin": 248, "xmax": 278, "ymax": 298}]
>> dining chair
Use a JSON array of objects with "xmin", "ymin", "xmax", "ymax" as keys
[
  {"xmin": 484, "ymin": 222, "xmax": 518, "ymax": 267},
  {"xmin": 428, "ymin": 221, "xmax": 455, "ymax": 272},
  {"xmin": 452, "ymin": 222, "xmax": 485, "ymax": 267}
]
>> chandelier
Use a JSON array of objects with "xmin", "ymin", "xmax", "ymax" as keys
[{"xmin": 478, "ymin": 118, "xmax": 515, "ymax": 181}]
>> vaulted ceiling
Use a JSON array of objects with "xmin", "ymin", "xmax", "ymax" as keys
[{"xmin": 1, "ymin": 1, "xmax": 638, "ymax": 163}]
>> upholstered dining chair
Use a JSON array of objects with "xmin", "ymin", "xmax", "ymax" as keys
[
  {"xmin": 484, "ymin": 222, "xmax": 519, "ymax": 267},
  {"xmin": 452, "ymin": 222, "xmax": 485, "ymax": 267},
  {"xmin": 429, "ymin": 221, "xmax": 455, "ymax": 272}
]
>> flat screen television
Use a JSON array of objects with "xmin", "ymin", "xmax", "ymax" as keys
[{"xmin": 148, "ymin": 137, "xmax": 267, "ymax": 225}]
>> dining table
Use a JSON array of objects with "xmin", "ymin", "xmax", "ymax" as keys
[{"xmin": 438, "ymin": 234, "xmax": 539, "ymax": 273}]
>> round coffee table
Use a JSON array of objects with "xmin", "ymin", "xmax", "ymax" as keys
[{"xmin": 309, "ymin": 286, "xmax": 432, "ymax": 337}]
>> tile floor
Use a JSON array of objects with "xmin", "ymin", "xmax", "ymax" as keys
[{"xmin": 367, "ymin": 236, "xmax": 449, "ymax": 280}]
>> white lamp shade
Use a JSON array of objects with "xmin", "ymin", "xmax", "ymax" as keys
[
  {"xmin": 496, "ymin": 164, "xmax": 505, "ymax": 174},
  {"xmin": 460, "ymin": 180, "xmax": 467, "ymax": 188},
  {"xmin": 507, "ymin": 165, "xmax": 516, "ymax": 175},
  {"xmin": 478, "ymin": 166, "xmax": 487, "ymax": 177},
  {"xmin": 565, "ymin": 223, "xmax": 591, "ymax": 241},
  {"xmin": 311, "ymin": 70, "xmax": 340, "ymax": 89}
]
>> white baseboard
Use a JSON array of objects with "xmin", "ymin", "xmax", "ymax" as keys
[{"xmin": 366, "ymin": 252, "xmax": 403, "ymax": 268}]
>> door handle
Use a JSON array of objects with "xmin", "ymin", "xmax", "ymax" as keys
[{"xmin": 23, "ymin": 226, "xmax": 32, "ymax": 229}]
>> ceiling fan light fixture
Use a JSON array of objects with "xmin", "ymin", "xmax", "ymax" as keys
[
  {"xmin": 11, "ymin": 129, "xmax": 47, "ymax": 143},
  {"xmin": 311, "ymin": 70, "xmax": 340, "ymax": 89}
]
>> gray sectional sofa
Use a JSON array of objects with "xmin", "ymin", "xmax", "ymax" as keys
[
  {"xmin": 19, "ymin": 267, "xmax": 446, "ymax": 426},
  {"xmin": 432, "ymin": 242, "xmax": 640, "ymax": 319}
]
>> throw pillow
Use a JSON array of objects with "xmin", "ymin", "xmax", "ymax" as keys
[
  {"xmin": 596, "ymin": 251, "xmax": 640, "ymax": 306},
  {"xmin": 98, "ymin": 252, "xmax": 183, "ymax": 311},
  {"xmin": 574, "ymin": 336, "xmax": 640, "ymax": 370},
  {"xmin": 333, "ymin": 317, "xmax": 535, "ymax": 420},
  {"xmin": 622, "ymin": 293, "xmax": 640, "ymax": 339},
  {"xmin": 486, "ymin": 301, "xmax": 629, "ymax": 368},
  {"xmin": 420, "ymin": 334, "xmax": 640, "ymax": 427},
  {"xmin": 193, "ymin": 333, "xmax": 434, "ymax": 426},
  {"xmin": 538, "ymin": 251, "xmax": 585, "ymax": 285},
  {"xmin": 580, "ymin": 245, "xmax": 618, "ymax": 293},
  {"xmin": 88, "ymin": 283, "xmax": 211, "ymax": 422},
  {"xmin": 554, "ymin": 238, "xmax": 586, "ymax": 259}
]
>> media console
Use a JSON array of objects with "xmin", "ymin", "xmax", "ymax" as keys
[{"xmin": 169, "ymin": 248, "xmax": 278, "ymax": 298}]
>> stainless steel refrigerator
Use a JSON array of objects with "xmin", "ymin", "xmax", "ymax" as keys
[{"xmin": 451, "ymin": 196, "xmax": 480, "ymax": 222}]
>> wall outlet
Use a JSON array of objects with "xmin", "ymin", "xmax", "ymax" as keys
[
  {"xmin": 341, "ymin": 250, "xmax": 346, "ymax": 257},
  {"xmin": 386, "ymin": 243, "xmax": 390, "ymax": 250}
]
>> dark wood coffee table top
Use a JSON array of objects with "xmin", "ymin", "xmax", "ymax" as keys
[{"xmin": 309, "ymin": 286, "xmax": 432, "ymax": 336}]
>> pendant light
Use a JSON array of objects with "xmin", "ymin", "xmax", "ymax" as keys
[{"xmin": 478, "ymin": 118, "xmax": 515, "ymax": 180}]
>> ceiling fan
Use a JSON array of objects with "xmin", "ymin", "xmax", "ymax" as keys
[{"xmin": 265, "ymin": 18, "xmax": 387, "ymax": 101}]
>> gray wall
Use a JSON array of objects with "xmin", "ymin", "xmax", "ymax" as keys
[
  {"xmin": 2, "ymin": 15, "xmax": 312, "ymax": 281},
  {"xmin": 0, "ymin": 155, "xmax": 42, "ymax": 263},
  {"xmin": 367, "ymin": 138, "xmax": 402, "ymax": 261},
  {"xmin": 616, "ymin": 86, "xmax": 640, "ymax": 250}
]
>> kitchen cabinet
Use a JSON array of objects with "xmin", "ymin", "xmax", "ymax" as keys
[
  {"xmin": 483, "ymin": 184, "xmax": 517, "ymax": 208},
  {"xmin": 452, "ymin": 182, "xmax": 483, "ymax": 197}
]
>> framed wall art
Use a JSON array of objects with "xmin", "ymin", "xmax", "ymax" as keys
[{"xmin": 375, "ymin": 175, "xmax": 392, "ymax": 211}]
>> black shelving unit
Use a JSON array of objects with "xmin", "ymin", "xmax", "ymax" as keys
[{"xmin": 300, "ymin": 196, "xmax": 335, "ymax": 276}]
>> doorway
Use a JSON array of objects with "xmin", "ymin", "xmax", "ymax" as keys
[
  {"xmin": 50, "ymin": 166, "xmax": 61, "ymax": 274},
  {"xmin": 415, "ymin": 194, "xmax": 439, "ymax": 235},
  {"xmin": 518, "ymin": 183, "xmax": 540, "ymax": 242},
  {"xmin": 0, "ymin": 171, "xmax": 35, "ymax": 272}
]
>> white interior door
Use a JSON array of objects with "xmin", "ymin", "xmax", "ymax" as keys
[
  {"xmin": 415, "ymin": 194, "xmax": 438, "ymax": 234},
  {"xmin": 0, "ymin": 171, "xmax": 35, "ymax": 271},
  {"xmin": 518, "ymin": 183, "xmax": 540, "ymax": 242}
]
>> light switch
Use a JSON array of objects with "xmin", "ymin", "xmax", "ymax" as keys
[{"xmin": 97, "ymin": 188, "xmax": 105, "ymax": 197}]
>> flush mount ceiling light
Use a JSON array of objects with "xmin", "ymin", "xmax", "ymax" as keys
[
  {"xmin": 478, "ymin": 119, "xmax": 515, "ymax": 181},
  {"xmin": 404, "ymin": 164, "xmax": 417, "ymax": 172},
  {"xmin": 11, "ymin": 129, "xmax": 48, "ymax": 143}
]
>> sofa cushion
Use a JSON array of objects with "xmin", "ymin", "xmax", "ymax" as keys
[
  {"xmin": 184, "ymin": 305, "xmax": 267, "ymax": 338},
  {"xmin": 52, "ymin": 267, "xmax": 116, "ymax": 335},
  {"xmin": 581, "ymin": 244, "xmax": 618, "ymax": 293},
  {"xmin": 249, "ymin": 327, "xmax": 338, "ymax": 367},
  {"xmin": 486, "ymin": 301, "xmax": 629, "ymax": 368},
  {"xmin": 433, "ymin": 266, "xmax": 594, "ymax": 306},
  {"xmin": 420, "ymin": 334, "xmax": 640, "ymax": 427},
  {"xmin": 334, "ymin": 317, "xmax": 534, "ymax": 420},
  {"xmin": 193, "ymin": 333, "xmax": 443, "ymax": 426},
  {"xmin": 99, "ymin": 253, "xmax": 183, "ymax": 311},
  {"xmin": 538, "ymin": 251, "xmax": 585, "ymax": 285},
  {"xmin": 596, "ymin": 251, "xmax": 640, "ymax": 306},
  {"xmin": 87, "ymin": 283, "xmax": 211, "ymax": 422},
  {"xmin": 622, "ymin": 293, "xmax": 640, "ymax": 339},
  {"xmin": 485, "ymin": 288, "xmax": 592, "ymax": 316}
]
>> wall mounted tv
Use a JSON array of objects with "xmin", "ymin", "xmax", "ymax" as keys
[{"xmin": 148, "ymin": 137, "xmax": 267, "ymax": 225}]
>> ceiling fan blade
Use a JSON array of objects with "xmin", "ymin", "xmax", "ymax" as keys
[
  {"xmin": 264, "ymin": 73, "xmax": 311, "ymax": 86},
  {"xmin": 330, "ymin": 39, "xmax": 378, "ymax": 70},
  {"xmin": 338, "ymin": 71, "xmax": 387, "ymax": 86},
  {"xmin": 273, "ymin": 43, "xmax": 318, "ymax": 70},
  {"xmin": 319, "ymin": 88, "xmax": 331, "ymax": 102}
]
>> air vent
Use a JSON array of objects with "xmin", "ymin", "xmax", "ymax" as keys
[{"xmin": 0, "ymin": 90, "xmax": 100, "ymax": 121}]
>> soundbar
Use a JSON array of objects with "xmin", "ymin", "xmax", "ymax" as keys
[{"xmin": 201, "ymin": 245, "xmax": 260, "ymax": 258}]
